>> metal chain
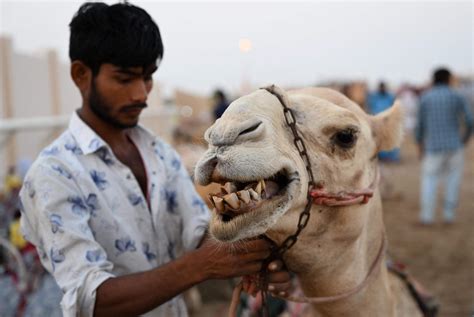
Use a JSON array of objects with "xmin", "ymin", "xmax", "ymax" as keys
[
  {"xmin": 262, "ymin": 87, "xmax": 316, "ymax": 257},
  {"xmin": 251, "ymin": 87, "xmax": 316, "ymax": 317}
]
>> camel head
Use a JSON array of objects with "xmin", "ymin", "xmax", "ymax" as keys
[{"xmin": 195, "ymin": 85, "xmax": 403, "ymax": 250}]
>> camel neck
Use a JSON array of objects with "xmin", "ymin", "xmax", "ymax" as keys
[{"xmin": 287, "ymin": 195, "xmax": 395, "ymax": 316}]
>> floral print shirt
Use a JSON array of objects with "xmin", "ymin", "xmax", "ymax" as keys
[{"xmin": 19, "ymin": 112, "xmax": 210, "ymax": 317}]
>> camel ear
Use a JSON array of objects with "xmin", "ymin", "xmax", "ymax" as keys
[{"xmin": 370, "ymin": 100, "xmax": 404, "ymax": 151}]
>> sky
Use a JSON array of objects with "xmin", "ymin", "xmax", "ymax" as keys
[{"xmin": 0, "ymin": 0, "xmax": 473, "ymax": 96}]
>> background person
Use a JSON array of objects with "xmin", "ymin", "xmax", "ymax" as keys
[
  {"xmin": 415, "ymin": 67, "xmax": 473, "ymax": 225},
  {"xmin": 212, "ymin": 89, "xmax": 230, "ymax": 120}
]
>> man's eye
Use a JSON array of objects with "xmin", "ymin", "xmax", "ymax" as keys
[
  {"xmin": 333, "ymin": 129, "xmax": 357, "ymax": 148},
  {"xmin": 117, "ymin": 77, "xmax": 132, "ymax": 84}
]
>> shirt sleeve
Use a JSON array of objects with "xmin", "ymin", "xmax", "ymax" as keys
[
  {"xmin": 162, "ymin": 144, "xmax": 210, "ymax": 252},
  {"xmin": 458, "ymin": 94, "xmax": 474, "ymax": 141},
  {"xmin": 20, "ymin": 159, "xmax": 115, "ymax": 317},
  {"xmin": 414, "ymin": 97, "xmax": 425, "ymax": 144}
]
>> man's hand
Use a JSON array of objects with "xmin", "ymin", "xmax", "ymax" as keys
[
  {"xmin": 196, "ymin": 237, "xmax": 271, "ymax": 280},
  {"xmin": 266, "ymin": 259, "xmax": 292, "ymax": 297},
  {"xmin": 242, "ymin": 259, "xmax": 292, "ymax": 298}
]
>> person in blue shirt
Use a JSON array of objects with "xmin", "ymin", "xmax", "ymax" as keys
[
  {"xmin": 415, "ymin": 67, "xmax": 473, "ymax": 225},
  {"xmin": 367, "ymin": 81, "xmax": 400, "ymax": 162}
]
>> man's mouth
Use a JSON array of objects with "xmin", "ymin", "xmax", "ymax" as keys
[{"xmin": 122, "ymin": 104, "xmax": 147, "ymax": 113}]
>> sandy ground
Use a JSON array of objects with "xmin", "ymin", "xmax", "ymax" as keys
[{"xmin": 191, "ymin": 139, "xmax": 474, "ymax": 317}]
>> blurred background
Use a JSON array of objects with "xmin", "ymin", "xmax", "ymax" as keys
[{"xmin": 0, "ymin": 0, "xmax": 472, "ymax": 316}]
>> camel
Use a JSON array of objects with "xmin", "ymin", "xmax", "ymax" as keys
[{"xmin": 194, "ymin": 85, "xmax": 429, "ymax": 316}]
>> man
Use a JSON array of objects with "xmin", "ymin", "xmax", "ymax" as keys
[
  {"xmin": 212, "ymin": 89, "xmax": 230, "ymax": 120},
  {"xmin": 19, "ymin": 3, "xmax": 290, "ymax": 316},
  {"xmin": 415, "ymin": 67, "xmax": 473, "ymax": 225}
]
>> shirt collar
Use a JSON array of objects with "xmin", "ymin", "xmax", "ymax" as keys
[
  {"xmin": 69, "ymin": 111, "xmax": 109, "ymax": 155},
  {"xmin": 69, "ymin": 111, "xmax": 157, "ymax": 155}
]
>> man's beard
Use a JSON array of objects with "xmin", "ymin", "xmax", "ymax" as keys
[{"xmin": 89, "ymin": 80, "xmax": 147, "ymax": 129}]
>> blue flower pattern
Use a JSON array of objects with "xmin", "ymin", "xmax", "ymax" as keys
[
  {"xmin": 115, "ymin": 237, "xmax": 137, "ymax": 255},
  {"xmin": 50, "ymin": 214, "xmax": 63, "ymax": 234},
  {"xmin": 90, "ymin": 170, "xmax": 108, "ymax": 190},
  {"xmin": 65, "ymin": 142, "xmax": 82, "ymax": 155},
  {"xmin": 171, "ymin": 158, "xmax": 181, "ymax": 171},
  {"xmin": 41, "ymin": 146, "xmax": 59, "ymax": 156},
  {"xmin": 127, "ymin": 193, "xmax": 143, "ymax": 206},
  {"xmin": 23, "ymin": 180, "xmax": 35, "ymax": 198},
  {"xmin": 86, "ymin": 249, "xmax": 105, "ymax": 262},
  {"xmin": 142, "ymin": 242, "xmax": 157, "ymax": 261},
  {"xmin": 97, "ymin": 148, "xmax": 114, "ymax": 166},
  {"xmin": 51, "ymin": 165, "xmax": 73, "ymax": 179},
  {"xmin": 67, "ymin": 196, "xmax": 88, "ymax": 216},
  {"xmin": 50, "ymin": 248, "xmax": 65, "ymax": 272},
  {"xmin": 164, "ymin": 189, "xmax": 178, "ymax": 213},
  {"xmin": 85, "ymin": 194, "xmax": 100, "ymax": 216},
  {"xmin": 152, "ymin": 141, "xmax": 164, "ymax": 160}
]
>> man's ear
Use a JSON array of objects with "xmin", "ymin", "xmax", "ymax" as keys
[
  {"xmin": 370, "ymin": 101, "xmax": 404, "ymax": 151},
  {"xmin": 70, "ymin": 61, "xmax": 92, "ymax": 92}
]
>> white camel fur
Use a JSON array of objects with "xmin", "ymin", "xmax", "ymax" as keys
[{"xmin": 195, "ymin": 85, "xmax": 422, "ymax": 316}]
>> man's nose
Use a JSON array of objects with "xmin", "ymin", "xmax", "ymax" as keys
[{"xmin": 131, "ymin": 80, "xmax": 148, "ymax": 103}]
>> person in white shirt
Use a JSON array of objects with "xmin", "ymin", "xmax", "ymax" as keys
[{"xmin": 19, "ymin": 2, "xmax": 290, "ymax": 316}]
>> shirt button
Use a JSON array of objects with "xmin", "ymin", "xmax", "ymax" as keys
[{"xmin": 126, "ymin": 174, "xmax": 132, "ymax": 180}]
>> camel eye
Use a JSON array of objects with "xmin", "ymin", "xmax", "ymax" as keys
[{"xmin": 334, "ymin": 129, "xmax": 357, "ymax": 148}]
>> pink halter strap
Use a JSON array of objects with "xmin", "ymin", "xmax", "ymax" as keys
[{"xmin": 310, "ymin": 169, "xmax": 380, "ymax": 206}]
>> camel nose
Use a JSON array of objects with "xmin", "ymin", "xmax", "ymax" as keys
[{"xmin": 206, "ymin": 118, "xmax": 263, "ymax": 147}]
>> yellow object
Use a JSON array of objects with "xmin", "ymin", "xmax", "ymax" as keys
[
  {"xmin": 5, "ymin": 174, "xmax": 22, "ymax": 193},
  {"xmin": 10, "ymin": 220, "xmax": 28, "ymax": 250}
]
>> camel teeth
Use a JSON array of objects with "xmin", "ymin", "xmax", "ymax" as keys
[
  {"xmin": 221, "ymin": 182, "xmax": 236, "ymax": 194},
  {"xmin": 261, "ymin": 179, "xmax": 266, "ymax": 191},
  {"xmin": 255, "ymin": 181, "xmax": 262, "ymax": 195},
  {"xmin": 237, "ymin": 190, "xmax": 251, "ymax": 204},
  {"xmin": 212, "ymin": 196, "xmax": 224, "ymax": 212},
  {"xmin": 249, "ymin": 189, "xmax": 260, "ymax": 201},
  {"xmin": 208, "ymin": 194, "xmax": 216, "ymax": 207},
  {"xmin": 223, "ymin": 193, "xmax": 240, "ymax": 209}
]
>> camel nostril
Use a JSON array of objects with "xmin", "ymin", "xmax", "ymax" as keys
[{"xmin": 238, "ymin": 121, "xmax": 262, "ymax": 136}]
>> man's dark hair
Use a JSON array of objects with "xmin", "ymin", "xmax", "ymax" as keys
[
  {"xmin": 69, "ymin": 2, "xmax": 163, "ymax": 75},
  {"xmin": 433, "ymin": 68, "xmax": 451, "ymax": 85},
  {"xmin": 377, "ymin": 81, "xmax": 387, "ymax": 95}
]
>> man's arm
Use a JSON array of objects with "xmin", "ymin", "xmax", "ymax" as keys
[
  {"xmin": 414, "ymin": 97, "xmax": 425, "ymax": 159},
  {"xmin": 94, "ymin": 238, "xmax": 271, "ymax": 317},
  {"xmin": 459, "ymin": 94, "xmax": 474, "ymax": 144}
]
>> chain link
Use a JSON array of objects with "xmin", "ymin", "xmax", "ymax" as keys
[{"xmin": 263, "ymin": 87, "xmax": 316, "ymax": 257}]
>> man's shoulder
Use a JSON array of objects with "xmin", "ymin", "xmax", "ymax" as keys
[
  {"xmin": 421, "ymin": 87, "xmax": 447, "ymax": 101},
  {"xmin": 39, "ymin": 129, "xmax": 80, "ymax": 156},
  {"xmin": 27, "ymin": 130, "xmax": 82, "ymax": 176}
]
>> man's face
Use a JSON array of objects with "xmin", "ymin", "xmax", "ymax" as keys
[{"xmin": 88, "ymin": 63, "xmax": 157, "ymax": 129}]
